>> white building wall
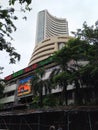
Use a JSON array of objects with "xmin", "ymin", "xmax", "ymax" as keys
[
  {"xmin": 0, "ymin": 95, "xmax": 15, "ymax": 104},
  {"xmin": 0, "ymin": 83, "xmax": 17, "ymax": 104},
  {"xmin": 4, "ymin": 84, "xmax": 17, "ymax": 93}
]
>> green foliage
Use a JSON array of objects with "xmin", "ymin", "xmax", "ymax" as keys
[
  {"xmin": 43, "ymin": 95, "xmax": 59, "ymax": 107},
  {"xmin": 0, "ymin": 6, "xmax": 20, "ymax": 64},
  {"xmin": 31, "ymin": 67, "xmax": 59, "ymax": 107},
  {"xmin": 73, "ymin": 21, "xmax": 98, "ymax": 89},
  {"xmin": 0, "ymin": 0, "xmax": 33, "ymax": 96},
  {"xmin": 68, "ymin": 38, "xmax": 91, "ymax": 61},
  {"xmin": 53, "ymin": 46, "xmax": 71, "ymax": 71},
  {"xmin": 9, "ymin": 0, "xmax": 32, "ymax": 5},
  {"xmin": 0, "ymin": 0, "xmax": 32, "ymax": 64},
  {"xmin": 72, "ymin": 21, "xmax": 98, "ymax": 44},
  {"xmin": 0, "ymin": 80, "xmax": 5, "ymax": 98},
  {"xmin": 31, "ymin": 95, "xmax": 59, "ymax": 108},
  {"xmin": 31, "ymin": 68, "xmax": 46, "ymax": 107},
  {"xmin": 31, "ymin": 96, "xmax": 40, "ymax": 108},
  {"xmin": 53, "ymin": 71, "xmax": 69, "ymax": 87},
  {"xmin": 0, "ymin": 103, "xmax": 4, "ymax": 110},
  {"xmin": 52, "ymin": 21, "xmax": 98, "ymax": 106},
  {"xmin": 80, "ymin": 63, "xmax": 98, "ymax": 88}
]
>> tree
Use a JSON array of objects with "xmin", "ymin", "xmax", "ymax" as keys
[
  {"xmin": 31, "ymin": 67, "xmax": 58, "ymax": 107},
  {"xmin": 52, "ymin": 40, "xmax": 85, "ymax": 105},
  {"xmin": 9, "ymin": 0, "xmax": 32, "ymax": 5},
  {"xmin": 72, "ymin": 21, "xmax": 98, "ymax": 67},
  {"xmin": 72, "ymin": 21, "xmax": 98, "ymax": 104},
  {"xmin": 66, "ymin": 38, "xmax": 92, "ymax": 105},
  {"xmin": 32, "ymin": 68, "xmax": 52, "ymax": 107},
  {"xmin": 53, "ymin": 71, "xmax": 70, "ymax": 105},
  {"xmin": 31, "ymin": 68, "xmax": 48, "ymax": 107},
  {"xmin": 0, "ymin": 0, "xmax": 32, "ymax": 64},
  {"xmin": 0, "ymin": 79, "xmax": 5, "ymax": 98},
  {"xmin": 0, "ymin": 0, "xmax": 33, "ymax": 101},
  {"xmin": 52, "ymin": 21, "xmax": 98, "ymax": 106},
  {"xmin": 52, "ymin": 36, "xmax": 94, "ymax": 104},
  {"xmin": 52, "ymin": 46, "xmax": 73, "ymax": 105}
]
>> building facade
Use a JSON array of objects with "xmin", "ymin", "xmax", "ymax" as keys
[
  {"xmin": 28, "ymin": 35, "xmax": 71, "ymax": 66},
  {"xmin": 29, "ymin": 9, "xmax": 69, "ymax": 66},
  {"xmin": 0, "ymin": 10, "xmax": 74, "ymax": 109},
  {"xmin": 0, "ymin": 36, "xmax": 74, "ymax": 109}
]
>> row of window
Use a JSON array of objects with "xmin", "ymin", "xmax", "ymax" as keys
[
  {"xmin": 46, "ymin": 18, "xmax": 67, "ymax": 27},
  {"xmin": 46, "ymin": 21, "xmax": 67, "ymax": 31},
  {"xmin": 30, "ymin": 51, "xmax": 53, "ymax": 64},
  {"xmin": 32, "ymin": 47, "xmax": 54, "ymax": 59},
  {"xmin": 46, "ymin": 11, "xmax": 67, "ymax": 23},
  {"xmin": 29, "ymin": 43, "xmax": 55, "ymax": 65},
  {"xmin": 33, "ymin": 43, "xmax": 55, "ymax": 56},
  {"xmin": 3, "ymin": 90, "xmax": 15, "ymax": 97},
  {"xmin": 29, "ymin": 42, "xmax": 66, "ymax": 65}
]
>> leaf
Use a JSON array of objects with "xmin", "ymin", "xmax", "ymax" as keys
[{"xmin": 9, "ymin": 0, "xmax": 16, "ymax": 5}]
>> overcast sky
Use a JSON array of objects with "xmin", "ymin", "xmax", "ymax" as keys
[{"xmin": 0, "ymin": 0, "xmax": 98, "ymax": 78}]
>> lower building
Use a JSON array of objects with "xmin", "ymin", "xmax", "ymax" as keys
[{"xmin": 0, "ymin": 35, "xmax": 75, "ymax": 110}]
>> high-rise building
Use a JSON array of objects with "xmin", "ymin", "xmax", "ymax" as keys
[
  {"xmin": 28, "ymin": 10, "xmax": 69, "ymax": 66},
  {"xmin": 35, "ymin": 9, "xmax": 69, "ymax": 44},
  {"xmin": 0, "ymin": 10, "xmax": 96, "ymax": 113}
]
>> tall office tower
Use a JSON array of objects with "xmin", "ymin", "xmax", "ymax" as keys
[
  {"xmin": 28, "ymin": 10, "xmax": 70, "ymax": 66},
  {"xmin": 35, "ymin": 9, "xmax": 69, "ymax": 44}
]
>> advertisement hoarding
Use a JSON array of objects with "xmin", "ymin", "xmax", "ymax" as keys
[{"xmin": 17, "ymin": 76, "xmax": 33, "ymax": 97}]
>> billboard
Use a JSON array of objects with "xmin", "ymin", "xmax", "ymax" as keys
[
  {"xmin": 17, "ymin": 76, "xmax": 33, "ymax": 97},
  {"xmin": 5, "ymin": 56, "xmax": 53, "ymax": 81}
]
